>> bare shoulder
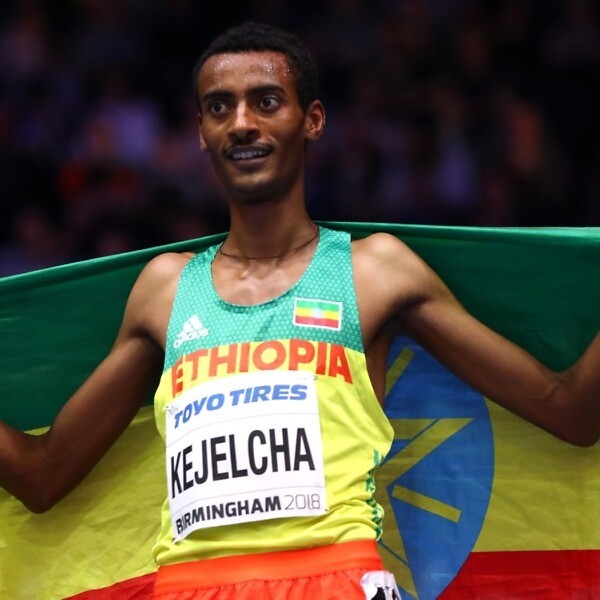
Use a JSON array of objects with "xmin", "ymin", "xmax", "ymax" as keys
[
  {"xmin": 133, "ymin": 252, "xmax": 193, "ymax": 293},
  {"xmin": 352, "ymin": 232, "xmax": 438, "ymax": 305},
  {"xmin": 352, "ymin": 231, "xmax": 407, "ymax": 253},
  {"xmin": 350, "ymin": 231, "xmax": 456, "ymax": 351},
  {"xmin": 349, "ymin": 233, "xmax": 421, "ymax": 342},
  {"xmin": 119, "ymin": 252, "xmax": 194, "ymax": 348}
]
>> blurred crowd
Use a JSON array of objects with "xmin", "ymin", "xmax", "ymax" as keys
[{"xmin": 0, "ymin": 0, "xmax": 599, "ymax": 276}]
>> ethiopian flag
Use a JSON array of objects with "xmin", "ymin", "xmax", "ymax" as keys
[
  {"xmin": 1, "ymin": 224, "xmax": 599, "ymax": 599},
  {"xmin": 293, "ymin": 297, "xmax": 342, "ymax": 330}
]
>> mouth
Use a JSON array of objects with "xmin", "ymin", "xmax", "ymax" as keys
[{"xmin": 224, "ymin": 145, "xmax": 273, "ymax": 162}]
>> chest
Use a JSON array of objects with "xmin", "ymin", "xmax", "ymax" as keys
[{"xmin": 212, "ymin": 258, "xmax": 311, "ymax": 306}]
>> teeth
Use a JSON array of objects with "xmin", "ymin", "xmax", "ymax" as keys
[{"xmin": 231, "ymin": 149, "xmax": 268, "ymax": 160}]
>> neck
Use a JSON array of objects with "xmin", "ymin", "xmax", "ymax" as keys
[
  {"xmin": 224, "ymin": 190, "xmax": 315, "ymax": 260},
  {"xmin": 219, "ymin": 226, "xmax": 319, "ymax": 261}
]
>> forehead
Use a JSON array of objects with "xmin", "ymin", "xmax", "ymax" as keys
[{"xmin": 198, "ymin": 51, "xmax": 295, "ymax": 95}]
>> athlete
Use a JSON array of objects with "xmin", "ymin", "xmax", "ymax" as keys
[{"xmin": 0, "ymin": 22, "xmax": 598, "ymax": 600}]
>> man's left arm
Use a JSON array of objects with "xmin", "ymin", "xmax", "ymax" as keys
[
  {"xmin": 403, "ymin": 282, "xmax": 600, "ymax": 447},
  {"xmin": 356, "ymin": 233, "xmax": 600, "ymax": 447}
]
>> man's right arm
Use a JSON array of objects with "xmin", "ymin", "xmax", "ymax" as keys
[{"xmin": 0, "ymin": 252, "xmax": 188, "ymax": 513}]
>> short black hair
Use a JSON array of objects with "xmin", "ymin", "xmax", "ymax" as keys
[{"xmin": 192, "ymin": 22, "xmax": 319, "ymax": 113}]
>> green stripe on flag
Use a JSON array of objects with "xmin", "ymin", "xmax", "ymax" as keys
[{"xmin": 296, "ymin": 299, "xmax": 340, "ymax": 312}]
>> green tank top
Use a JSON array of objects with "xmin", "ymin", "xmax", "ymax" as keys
[{"xmin": 153, "ymin": 226, "xmax": 393, "ymax": 566}]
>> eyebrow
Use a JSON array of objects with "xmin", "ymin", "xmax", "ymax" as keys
[{"xmin": 200, "ymin": 85, "xmax": 287, "ymax": 104}]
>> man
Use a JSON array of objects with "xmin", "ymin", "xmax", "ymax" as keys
[{"xmin": 0, "ymin": 22, "xmax": 598, "ymax": 600}]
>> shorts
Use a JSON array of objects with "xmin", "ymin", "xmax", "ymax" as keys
[{"xmin": 153, "ymin": 540, "xmax": 401, "ymax": 599}]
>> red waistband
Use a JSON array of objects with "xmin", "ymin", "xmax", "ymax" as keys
[{"xmin": 154, "ymin": 540, "xmax": 383, "ymax": 593}]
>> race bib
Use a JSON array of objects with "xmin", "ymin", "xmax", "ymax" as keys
[{"xmin": 165, "ymin": 370, "xmax": 327, "ymax": 541}]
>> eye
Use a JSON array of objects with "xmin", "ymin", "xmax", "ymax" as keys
[
  {"xmin": 259, "ymin": 96, "xmax": 280, "ymax": 111},
  {"xmin": 208, "ymin": 100, "xmax": 228, "ymax": 115}
]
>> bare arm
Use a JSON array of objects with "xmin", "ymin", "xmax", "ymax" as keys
[
  {"xmin": 403, "ymin": 279, "xmax": 600, "ymax": 446},
  {"xmin": 355, "ymin": 233, "xmax": 600, "ymax": 447},
  {"xmin": 0, "ymin": 253, "xmax": 187, "ymax": 512}
]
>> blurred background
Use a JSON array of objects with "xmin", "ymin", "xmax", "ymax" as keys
[{"xmin": 0, "ymin": 0, "xmax": 598, "ymax": 276}]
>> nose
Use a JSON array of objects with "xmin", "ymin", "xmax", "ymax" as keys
[{"xmin": 228, "ymin": 102, "xmax": 259, "ymax": 144}]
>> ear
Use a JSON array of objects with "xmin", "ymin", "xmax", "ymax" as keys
[
  {"xmin": 304, "ymin": 100, "xmax": 326, "ymax": 142},
  {"xmin": 197, "ymin": 112, "xmax": 207, "ymax": 152}
]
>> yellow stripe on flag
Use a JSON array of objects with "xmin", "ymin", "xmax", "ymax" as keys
[
  {"xmin": 295, "ymin": 307, "xmax": 339, "ymax": 320},
  {"xmin": 474, "ymin": 400, "xmax": 600, "ymax": 552},
  {"xmin": 0, "ymin": 407, "xmax": 164, "ymax": 600}
]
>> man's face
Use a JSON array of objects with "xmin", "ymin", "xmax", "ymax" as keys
[{"xmin": 197, "ymin": 51, "xmax": 323, "ymax": 204}]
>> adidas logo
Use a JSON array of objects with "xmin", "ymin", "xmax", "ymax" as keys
[{"xmin": 173, "ymin": 315, "xmax": 209, "ymax": 348}]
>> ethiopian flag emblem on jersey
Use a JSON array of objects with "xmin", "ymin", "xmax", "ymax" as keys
[{"xmin": 293, "ymin": 298, "xmax": 342, "ymax": 330}]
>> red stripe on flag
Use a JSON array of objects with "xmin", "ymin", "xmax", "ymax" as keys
[
  {"xmin": 294, "ymin": 316, "xmax": 339, "ymax": 328},
  {"xmin": 441, "ymin": 549, "xmax": 600, "ymax": 598},
  {"xmin": 66, "ymin": 572, "xmax": 156, "ymax": 599}
]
